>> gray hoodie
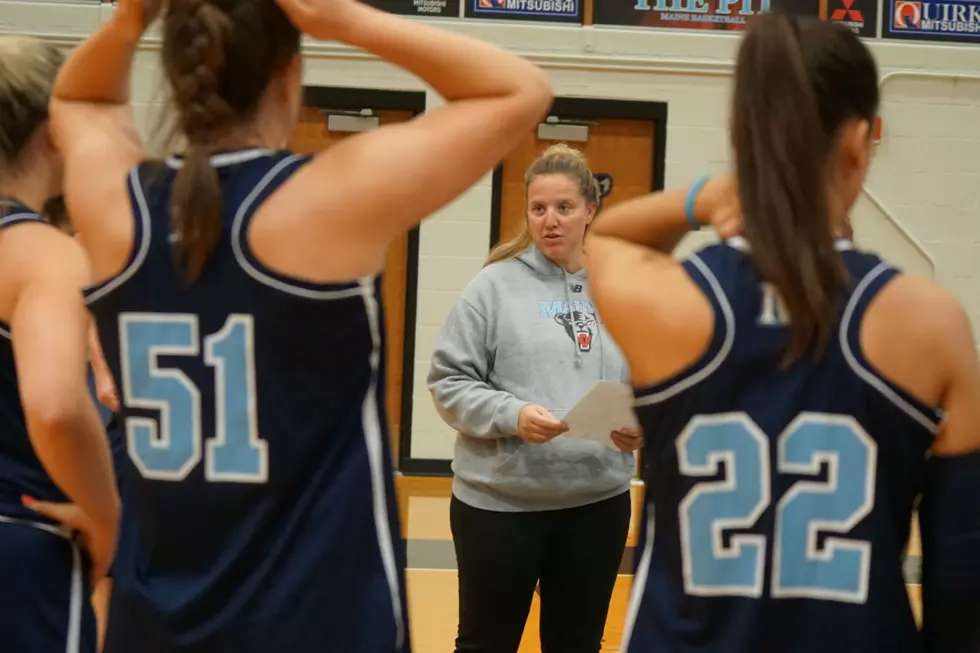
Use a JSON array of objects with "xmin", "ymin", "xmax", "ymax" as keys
[{"xmin": 427, "ymin": 245, "xmax": 636, "ymax": 513}]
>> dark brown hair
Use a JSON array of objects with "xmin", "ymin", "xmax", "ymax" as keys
[
  {"xmin": 162, "ymin": 0, "xmax": 300, "ymax": 280},
  {"xmin": 732, "ymin": 13, "xmax": 879, "ymax": 364}
]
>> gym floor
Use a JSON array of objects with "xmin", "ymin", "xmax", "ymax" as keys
[{"xmin": 395, "ymin": 476, "xmax": 923, "ymax": 652}]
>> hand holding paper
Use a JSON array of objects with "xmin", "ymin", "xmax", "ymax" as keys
[
  {"xmin": 518, "ymin": 404, "xmax": 569, "ymax": 444},
  {"xmin": 561, "ymin": 381, "xmax": 640, "ymax": 450}
]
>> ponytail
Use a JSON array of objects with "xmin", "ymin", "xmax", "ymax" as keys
[
  {"xmin": 171, "ymin": 145, "xmax": 223, "ymax": 280},
  {"xmin": 733, "ymin": 12, "xmax": 850, "ymax": 365},
  {"xmin": 486, "ymin": 230, "xmax": 533, "ymax": 266},
  {"xmin": 165, "ymin": 0, "xmax": 235, "ymax": 281}
]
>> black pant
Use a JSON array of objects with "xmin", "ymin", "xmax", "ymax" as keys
[{"xmin": 450, "ymin": 491, "xmax": 631, "ymax": 653}]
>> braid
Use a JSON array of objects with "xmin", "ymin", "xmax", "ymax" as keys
[
  {"xmin": 160, "ymin": 0, "xmax": 301, "ymax": 281},
  {"xmin": 171, "ymin": 0, "xmax": 234, "ymax": 143}
]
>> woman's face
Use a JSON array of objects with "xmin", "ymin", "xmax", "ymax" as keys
[{"xmin": 526, "ymin": 173, "xmax": 595, "ymax": 269}]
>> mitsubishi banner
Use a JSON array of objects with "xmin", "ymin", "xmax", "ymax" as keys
[
  {"xmin": 362, "ymin": 0, "xmax": 461, "ymax": 17},
  {"xmin": 824, "ymin": 0, "xmax": 878, "ymax": 36},
  {"xmin": 464, "ymin": 0, "xmax": 583, "ymax": 23},
  {"xmin": 886, "ymin": 0, "xmax": 980, "ymax": 42}
]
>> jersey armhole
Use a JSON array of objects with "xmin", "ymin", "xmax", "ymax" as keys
[
  {"xmin": 83, "ymin": 163, "xmax": 151, "ymax": 306},
  {"xmin": 632, "ymin": 252, "xmax": 735, "ymax": 407},
  {"xmin": 0, "ymin": 211, "xmax": 56, "ymax": 340},
  {"xmin": 231, "ymin": 152, "xmax": 370, "ymax": 301},
  {"xmin": 841, "ymin": 262, "xmax": 943, "ymax": 434}
]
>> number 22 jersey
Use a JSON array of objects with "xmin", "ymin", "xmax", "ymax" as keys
[{"xmin": 624, "ymin": 237, "xmax": 937, "ymax": 653}]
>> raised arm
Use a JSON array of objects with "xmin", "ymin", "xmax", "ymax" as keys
[
  {"xmin": 427, "ymin": 294, "xmax": 528, "ymax": 440},
  {"xmin": 263, "ymin": 0, "xmax": 553, "ymax": 269},
  {"xmin": 585, "ymin": 177, "xmax": 733, "ymax": 388},
  {"xmin": 48, "ymin": 0, "xmax": 160, "ymax": 282}
]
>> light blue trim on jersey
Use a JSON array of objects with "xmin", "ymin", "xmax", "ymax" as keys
[
  {"xmin": 0, "ymin": 212, "xmax": 41, "ymax": 227},
  {"xmin": 0, "ymin": 211, "xmax": 47, "ymax": 340},
  {"xmin": 0, "ymin": 515, "xmax": 84, "ymax": 653},
  {"xmin": 358, "ymin": 277, "xmax": 407, "ymax": 650},
  {"xmin": 229, "ymin": 155, "xmax": 375, "ymax": 300},
  {"xmin": 727, "ymin": 236, "xmax": 855, "ymax": 252},
  {"xmin": 165, "ymin": 148, "xmax": 274, "ymax": 169},
  {"xmin": 839, "ymin": 262, "xmax": 940, "ymax": 434},
  {"xmin": 633, "ymin": 253, "xmax": 735, "ymax": 407},
  {"xmin": 83, "ymin": 166, "xmax": 152, "ymax": 305},
  {"xmin": 621, "ymin": 502, "xmax": 654, "ymax": 653}
]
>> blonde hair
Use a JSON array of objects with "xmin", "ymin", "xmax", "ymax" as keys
[
  {"xmin": 486, "ymin": 143, "xmax": 601, "ymax": 266},
  {"xmin": 0, "ymin": 37, "xmax": 63, "ymax": 171}
]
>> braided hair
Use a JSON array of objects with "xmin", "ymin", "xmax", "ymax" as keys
[{"xmin": 162, "ymin": 0, "xmax": 299, "ymax": 281}]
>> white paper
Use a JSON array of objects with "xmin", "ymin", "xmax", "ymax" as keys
[{"xmin": 561, "ymin": 381, "xmax": 639, "ymax": 450}]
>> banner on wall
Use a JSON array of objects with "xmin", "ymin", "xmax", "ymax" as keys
[
  {"xmin": 884, "ymin": 0, "xmax": 980, "ymax": 42},
  {"xmin": 825, "ymin": 0, "xmax": 879, "ymax": 36},
  {"xmin": 463, "ymin": 0, "xmax": 583, "ymax": 23},
  {"xmin": 361, "ymin": 0, "xmax": 461, "ymax": 17},
  {"xmin": 592, "ymin": 0, "xmax": 818, "ymax": 31}
]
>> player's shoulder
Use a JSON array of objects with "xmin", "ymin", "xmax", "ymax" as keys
[{"xmin": 872, "ymin": 272, "xmax": 968, "ymax": 338}]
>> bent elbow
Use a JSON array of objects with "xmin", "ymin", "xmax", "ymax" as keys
[
  {"xmin": 520, "ymin": 68, "xmax": 554, "ymax": 119},
  {"xmin": 22, "ymin": 389, "xmax": 86, "ymax": 449}
]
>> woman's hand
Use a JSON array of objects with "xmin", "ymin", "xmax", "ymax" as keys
[
  {"xmin": 22, "ymin": 496, "xmax": 117, "ymax": 582},
  {"xmin": 117, "ymin": 0, "xmax": 166, "ymax": 31},
  {"xmin": 611, "ymin": 427, "xmax": 643, "ymax": 452},
  {"xmin": 273, "ymin": 0, "xmax": 361, "ymax": 41},
  {"xmin": 518, "ymin": 405, "xmax": 568, "ymax": 444},
  {"xmin": 696, "ymin": 172, "xmax": 743, "ymax": 239},
  {"xmin": 95, "ymin": 374, "xmax": 120, "ymax": 414}
]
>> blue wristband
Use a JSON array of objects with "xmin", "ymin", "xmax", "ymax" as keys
[{"xmin": 685, "ymin": 175, "xmax": 710, "ymax": 230}]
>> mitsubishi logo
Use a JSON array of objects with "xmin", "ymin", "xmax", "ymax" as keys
[{"xmin": 831, "ymin": 0, "xmax": 864, "ymax": 20}]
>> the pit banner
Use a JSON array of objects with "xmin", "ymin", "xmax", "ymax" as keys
[
  {"xmin": 361, "ymin": 0, "xmax": 461, "ymax": 17},
  {"xmin": 885, "ymin": 0, "xmax": 980, "ymax": 42},
  {"xmin": 592, "ymin": 0, "xmax": 877, "ymax": 36},
  {"xmin": 464, "ymin": 0, "xmax": 583, "ymax": 23},
  {"xmin": 592, "ymin": 0, "xmax": 808, "ymax": 31}
]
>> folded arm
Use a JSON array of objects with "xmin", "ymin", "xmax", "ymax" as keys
[{"xmin": 427, "ymin": 297, "xmax": 527, "ymax": 439}]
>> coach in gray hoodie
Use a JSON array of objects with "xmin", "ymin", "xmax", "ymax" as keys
[{"xmin": 427, "ymin": 144, "xmax": 640, "ymax": 653}]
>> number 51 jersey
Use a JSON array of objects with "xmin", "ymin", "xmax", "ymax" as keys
[
  {"xmin": 85, "ymin": 150, "xmax": 409, "ymax": 653},
  {"xmin": 624, "ymin": 238, "xmax": 937, "ymax": 653}
]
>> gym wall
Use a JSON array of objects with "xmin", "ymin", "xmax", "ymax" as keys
[{"xmin": 2, "ymin": 0, "xmax": 978, "ymax": 466}]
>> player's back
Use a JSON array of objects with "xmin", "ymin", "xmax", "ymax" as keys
[
  {"xmin": 87, "ymin": 149, "xmax": 408, "ymax": 653},
  {"xmin": 0, "ymin": 202, "xmax": 72, "ymax": 524},
  {"xmin": 624, "ymin": 237, "xmax": 935, "ymax": 653}
]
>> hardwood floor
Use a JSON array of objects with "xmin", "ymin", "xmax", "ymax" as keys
[{"xmin": 395, "ymin": 475, "xmax": 923, "ymax": 653}]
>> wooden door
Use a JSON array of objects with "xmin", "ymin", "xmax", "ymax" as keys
[
  {"xmin": 494, "ymin": 115, "xmax": 657, "ymax": 480},
  {"xmin": 288, "ymin": 106, "xmax": 414, "ymax": 467},
  {"xmin": 496, "ymin": 118, "xmax": 656, "ymax": 244}
]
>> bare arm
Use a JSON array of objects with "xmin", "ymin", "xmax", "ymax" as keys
[
  {"xmin": 585, "ymin": 179, "xmax": 727, "ymax": 388},
  {"xmin": 261, "ymin": 0, "xmax": 553, "ymax": 273},
  {"xmin": 5, "ymin": 226, "xmax": 120, "ymax": 530},
  {"xmin": 924, "ymin": 289, "xmax": 980, "ymax": 456},
  {"xmin": 48, "ymin": 0, "xmax": 154, "ymax": 283}
]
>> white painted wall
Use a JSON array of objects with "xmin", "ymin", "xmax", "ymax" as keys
[{"xmin": 3, "ymin": 2, "xmax": 979, "ymax": 461}]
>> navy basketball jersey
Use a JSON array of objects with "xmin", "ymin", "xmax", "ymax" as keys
[
  {"xmin": 623, "ymin": 237, "xmax": 938, "ymax": 653},
  {"xmin": 86, "ymin": 149, "xmax": 409, "ymax": 653},
  {"xmin": 0, "ymin": 199, "xmax": 97, "ymax": 653}
]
